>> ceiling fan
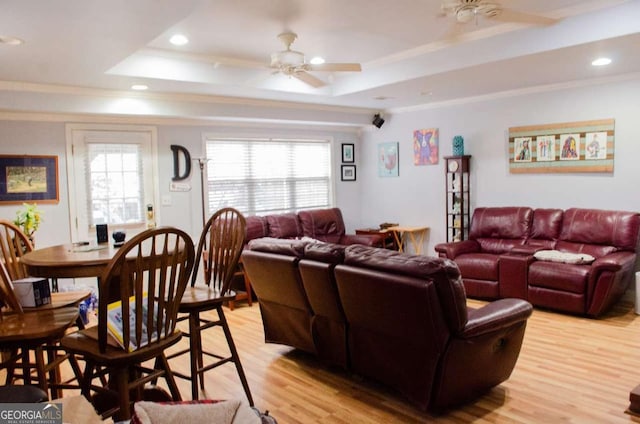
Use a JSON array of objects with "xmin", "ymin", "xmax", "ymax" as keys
[
  {"xmin": 440, "ymin": 0, "xmax": 557, "ymax": 26},
  {"xmin": 269, "ymin": 32, "xmax": 361, "ymax": 88}
]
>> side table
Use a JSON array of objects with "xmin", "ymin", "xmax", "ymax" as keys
[
  {"xmin": 387, "ymin": 226, "xmax": 429, "ymax": 254},
  {"xmin": 355, "ymin": 228, "xmax": 397, "ymax": 250}
]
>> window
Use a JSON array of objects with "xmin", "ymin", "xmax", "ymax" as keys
[
  {"xmin": 66, "ymin": 124, "xmax": 158, "ymax": 242},
  {"xmin": 204, "ymin": 136, "xmax": 333, "ymax": 216}
]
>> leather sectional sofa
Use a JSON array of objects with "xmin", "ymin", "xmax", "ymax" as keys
[
  {"xmin": 435, "ymin": 207, "xmax": 640, "ymax": 317},
  {"xmin": 244, "ymin": 207, "xmax": 381, "ymax": 246},
  {"xmin": 241, "ymin": 238, "xmax": 533, "ymax": 412}
]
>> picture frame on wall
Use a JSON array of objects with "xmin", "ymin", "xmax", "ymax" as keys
[
  {"xmin": 341, "ymin": 165, "xmax": 356, "ymax": 181},
  {"xmin": 0, "ymin": 155, "xmax": 59, "ymax": 204},
  {"xmin": 341, "ymin": 143, "xmax": 355, "ymax": 163}
]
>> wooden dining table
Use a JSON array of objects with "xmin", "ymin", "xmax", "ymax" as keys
[{"xmin": 21, "ymin": 244, "xmax": 118, "ymax": 280}]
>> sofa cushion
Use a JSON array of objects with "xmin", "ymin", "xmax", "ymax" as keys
[
  {"xmin": 559, "ymin": 208, "xmax": 640, "ymax": 251},
  {"xmin": 303, "ymin": 242, "xmax": 346, "ymax": 264},
  {"xmin": 528, "ymin": 261, "xmax": 589, "ymax": 294},
  {"xmin": 266, "ymin": 213, "xmax": 303, "ymax": 239},
  {"xmin": 533, "ymin": 250, "xmax": 595, "ymax": 264},
  {"xmin": 245, "ymin": 215, "xmax": 268, "ymax": 243},
  {"xmin": 528, "ymin": 208, "xmax": 563, "ymax": 249},
  {"xmin": 555, "ymin": 240, "xmax": 616, "ymax": 258},
  {"xmin": 469, "ymin": 207, "xmax": 532, "ymax": 241},
  {"xmin": 298, "ymin": 208, "xmax": 346, "ymax": 243},
  {"xmin": 455, "ymin": 253, "xmax": 499, "ymax": 281},
  {"xmin": 344, "ymin": 245, "xmax": 467, "ymax": 333}
]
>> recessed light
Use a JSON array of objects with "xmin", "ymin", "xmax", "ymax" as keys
[
  {"xmin": 0, "ymin": 36, "xmax": 24, "ymax": 46},
  {"xmin": 591, "ymin": 57, "xmax": 612, "ymax": 66},
  {"xmin": 131, "ymin": 84, "xmax": 148, "ymax": 91},
  {"xmin": 170, "ymin": 34, "xmax": 189, "ymax": 46},
  {"xmin": 309, "ymin": 56, "xmax": 325, "ymax": 65}
]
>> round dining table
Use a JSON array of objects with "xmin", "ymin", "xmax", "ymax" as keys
[{"xmin": 21, "ymin": 244, "xmax": 118, "ymax": 280}]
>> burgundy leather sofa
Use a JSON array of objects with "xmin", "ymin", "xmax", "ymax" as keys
[
  {"xmin": 241, "ymin": 238, "xmax": 533, "ymax": 412},
  {"xmin": 244, "ymin": 207, "xmax": 381, "ymax": 246},
  {"xmin": 434, "ymin": 207, "xmax": 640, "ymax": 317}
]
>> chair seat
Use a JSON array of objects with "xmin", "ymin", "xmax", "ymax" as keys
[
  {"xmin": 178, "ymin": 286, "xmax": 236, "ymax": 312},
  {"xmin": 0, "ymin": 307, "xmax": 79, "ymax": 345},
  {"xmin": 61, "ymin": 328, "xmax": 183, "ymax": 366},
  {"xmin": 23, "ymin": 290, "xmax": 92, "ymax": 311},
  {"xmin": 0, "ymin": 385, "xmax": 48, "ymax": 403}
]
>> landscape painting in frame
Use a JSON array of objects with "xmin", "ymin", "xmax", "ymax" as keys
[
  {"xmin": 535, "ymin": 135, "xmax": 556, "ymax": 161},
  {"xmin": 559, "ymin": 133, "xmax": 580, "ymax": 161},
  {"xmin": 378, "ymin": 142, "xmax": 399, "ymax": 177},
  {"xmin": 413, "ymin": 128, "xmax": 439, "ymax": 165},
  {"xmin": 514, "ymin": 137, "xmax": 532, "ymax": 162},
  {"xmin": 0, "ymin": 155, "xmax": 59, "ymax": 204}
]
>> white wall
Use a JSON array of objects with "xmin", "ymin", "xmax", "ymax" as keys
[
  {"xmin": 359, "ymin": 77, "xmax": 640, "ymax": 256},
  {"xmin": 0, "ymin": 120, "xmax": 362, "ymax": 246}
]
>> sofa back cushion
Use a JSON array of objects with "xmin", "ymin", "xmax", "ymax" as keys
[
  {"xmin": 303, "ymin": 242, "xmax": 346, "ymax": 264},
  {"xmin": 247, "ymin": 237, "xmax": 309, "ymax": 258},
  {"xmin": 266, "ymin": 213, "xmax": 303, "ymax": 239},
  {"xmin": 559, "ymin": 208, "xmax": 640, "ymax": 252},
  {"xmin": 527, "ymin": 208, "xmax": 563, "ymax": 249},
  {"xmin": 470, "ymin": 207, "xmax": 533, "ymax": 254},
  {"xmin": 298, "ymin": 208, "xmax": 346, "ymax": 243},
  {"xmin": 343, "ymin": 245, "xmax": 467, "ymax": 333},
  {"xmin": 245, "ymin": 215, "xmax": 268, "ymax": 243}
]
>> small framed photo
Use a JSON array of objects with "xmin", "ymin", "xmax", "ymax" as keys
[
  {"xmin": 342, "ymin": 143, "xmax": 355, "ymax": 163},
  {"xmin": 0, "ymin": 155, "xmax": 59, "ymax": 204},
  {"xmin": 341, "ymin": 165, "xmax": 356, "ymax": 181}
]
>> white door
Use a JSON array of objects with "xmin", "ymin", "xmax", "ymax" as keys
[{"xmin": 66, "ymin": 124, "xmax": 159, "ymax": 243}]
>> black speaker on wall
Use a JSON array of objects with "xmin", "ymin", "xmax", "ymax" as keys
[
  {"xmin": 96, "ymin": 224, "xmax": 108, "ymax": 244},
  {"xmin": 372, "ymin": 113, "xmax": 385, "ymax": 128}
]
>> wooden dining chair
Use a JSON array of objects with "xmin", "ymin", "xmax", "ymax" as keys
[
  {"xmin": 0, "ymin": 219, "xmax": 92, "ymax": 316},
  {"xmin": 166, "ymin": 207, "xmax": 253, "ymax": 403},
  {"xmin": 0, "ymin": 260, "xmax": 80, "ymax": 399},
  {"xmin": 60, "ymin": 227, "xmax": 195, "ymax": 421}
]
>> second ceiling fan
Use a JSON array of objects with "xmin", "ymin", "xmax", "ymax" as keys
[{"xmin": 269, "ymin": 32, "xmax": 361, "ymax": 88}]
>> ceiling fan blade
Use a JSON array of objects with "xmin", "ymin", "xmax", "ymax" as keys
[
  {"xmin": 307, "ymin": 63, "xmax": 362, "ymax": 72},
  {"xmin": 492, "ymin": 9, "xmax": 558, "ymax": 26},
  {"xmin": 293, "ymin": 71, "xmax": 326, "ymax": 88}
]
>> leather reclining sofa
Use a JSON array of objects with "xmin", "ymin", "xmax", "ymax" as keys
[
  {"xmin": 244, "ymin": 207, "xmax": 381, "ymax": 246},
  {"xmin": 435, "ymin": 207, "xmax": 640, "ymax": 317},
  {"xmin": 241, "ymin": 238, "xmax": 533, "ymax": 412}
]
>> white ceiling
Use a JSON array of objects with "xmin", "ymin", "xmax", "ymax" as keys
[{"xmin": 1, "ymin": 0, "xmax": 639, "ymax": 119}]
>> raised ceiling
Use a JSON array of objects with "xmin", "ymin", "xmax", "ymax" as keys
[{"xmin": 0, "ymin": 0, "xmax": 639, "ymax": 123}]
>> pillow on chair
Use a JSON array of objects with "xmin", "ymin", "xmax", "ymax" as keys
[{"xmin": 131, "ymin": 399, "xmax": 276, "ymax": 424}]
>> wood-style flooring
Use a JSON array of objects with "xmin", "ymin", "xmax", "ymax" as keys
[{"xmin": 56, "ymin": 298, "xmax": 640, "ymax": 423}]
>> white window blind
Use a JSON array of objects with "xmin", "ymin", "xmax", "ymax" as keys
[
  {"xmin": 205, "ymin": 137, "xmax": 332, "ymax": 216},
  {"xmin": 85, "ymin": 143, "xmax": 144, "ymax": 226}
]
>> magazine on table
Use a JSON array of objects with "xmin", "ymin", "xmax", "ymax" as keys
[{"xmin": 106, "ymin": 292, "xmax": 164, "ymax": 352}]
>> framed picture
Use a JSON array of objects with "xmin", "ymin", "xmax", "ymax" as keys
[
  {"xmin": 341, "ymin": 165, "xmax": 356, "ymax": 181},
  {"xmin": 514, "ymin": 137, "xmax": 532, "ymax": 162},
  {"xmin": 559, "ymin": 133, "xmax": 580, "ymax": 161},
  {"xmin": 0, "ymin": 155, "xmax": 59, "ymax": 204},
  {"xmin": 378, "ymin": 142, "xmax": 399, "ymax": 177},
  {"xmin": 342, "ymin": 143, "xmax": 355, "ymax": 163},
  {"xmin": 413, "ymin": 128, "xmax": 439, "ymax": 165}
]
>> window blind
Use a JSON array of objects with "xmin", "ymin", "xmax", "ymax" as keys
[{"xmin": 205, "ymin": 137, "xmax": 332, "ymax": 216}]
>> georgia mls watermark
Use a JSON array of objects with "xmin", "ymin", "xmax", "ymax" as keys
[{"xmin": 0, "ymin": 403, "xmax": 62, "ymax": 424}]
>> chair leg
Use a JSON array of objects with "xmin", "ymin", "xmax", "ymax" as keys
[
  {"xmin": 33, "ymin": 346, "xmax": 50, "ymax": 396},
  {"xmin": 188, "ymin": 312, "xmax": 201, "ymax": 400},
  {"xmin": 156, "ymin": 354, "xmax": 182, "ymax": 401},
  {"xmin": 114, "ymin": 368, "xmax": 131, "ymax": 422},
  {"xmin": 217, "ymin": 306, "xmax": 254, "ymax": 406}
]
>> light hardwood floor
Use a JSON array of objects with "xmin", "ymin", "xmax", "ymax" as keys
[{"xmin": 57, "ymin": 298, "xmax": 640, "ymax": 423}]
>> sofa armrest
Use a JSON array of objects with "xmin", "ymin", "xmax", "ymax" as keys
[
  {"xmin": 339, "ymin": 233, "xmax": 383, "ymax": 246},
  {"xmin": 591, "ymin": 251, "xmax": 635, "ymax": 273},
  {"xmin": 461, "ymin": 298, "xmax": 533, "ymax": 338},
  {"xmin": 434, "ymin": 240, "xmax": 480, "ymax": 259}
]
